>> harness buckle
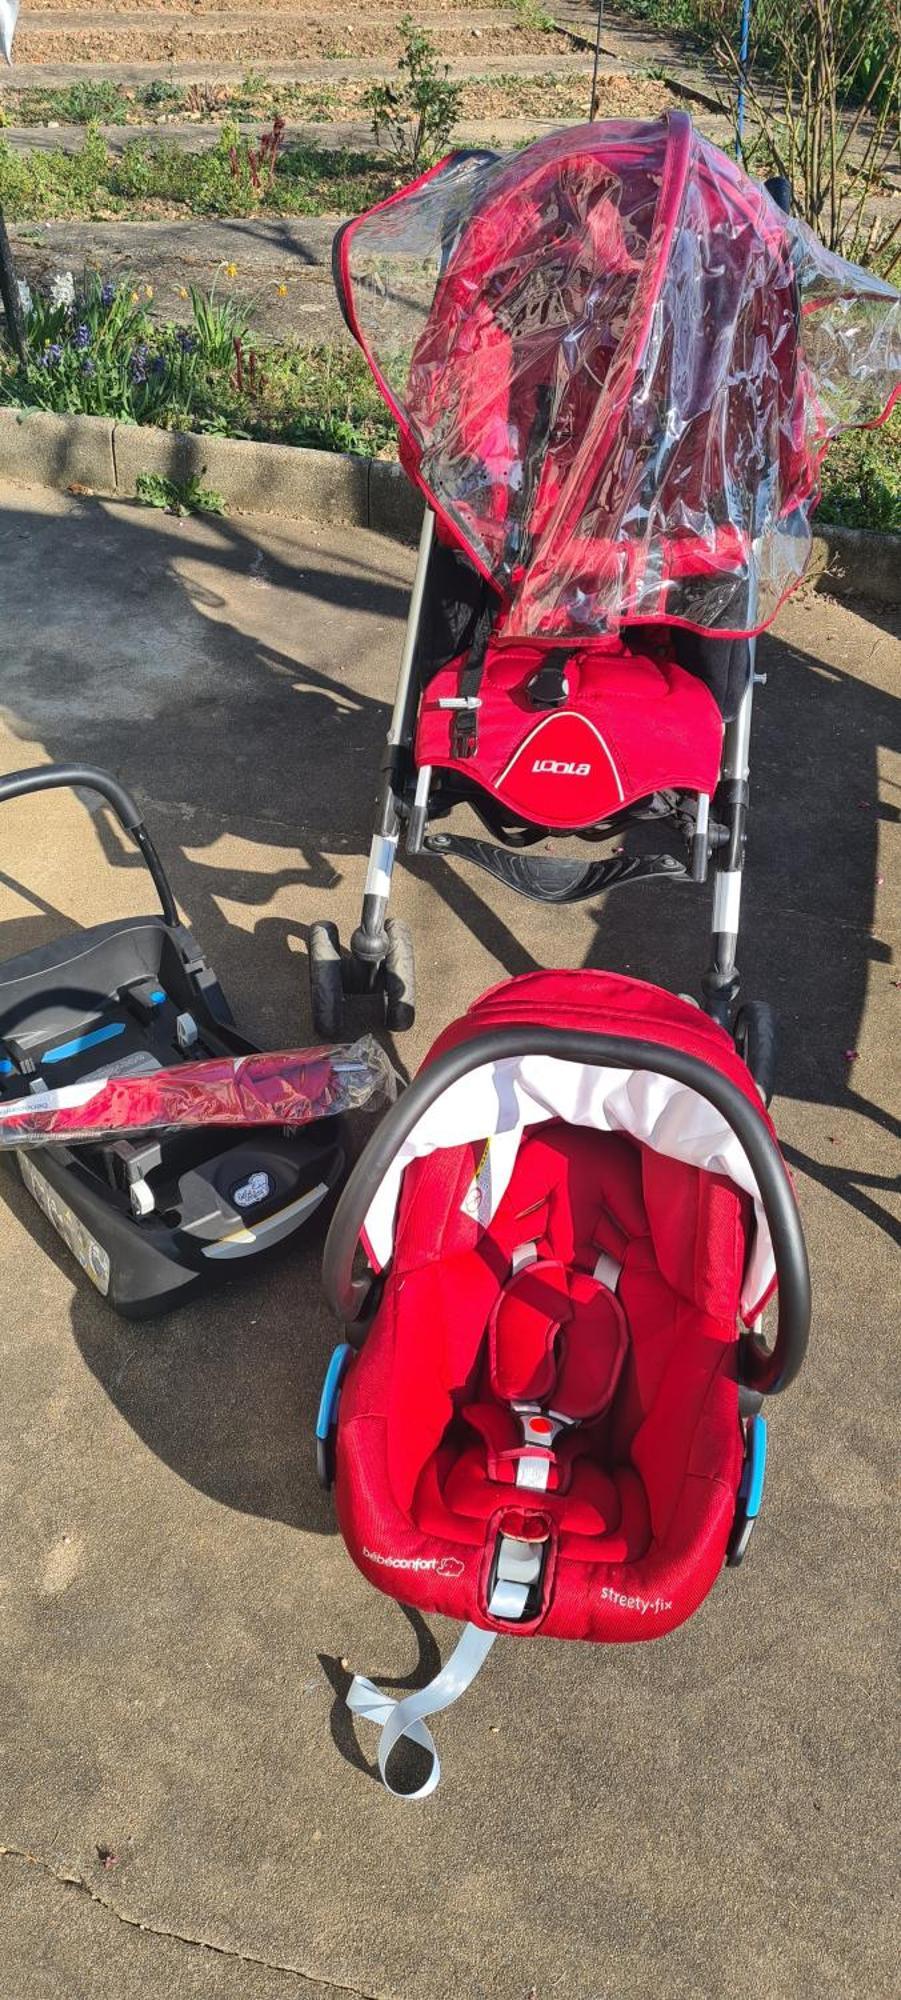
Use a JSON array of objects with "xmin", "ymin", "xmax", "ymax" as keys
[{"xmin": 451, "ymin": 704, "xmax": 480, "ymax": 759}]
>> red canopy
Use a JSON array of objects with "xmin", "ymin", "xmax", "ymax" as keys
[{"xmin": 337, "ymin": 114, "xmax": 900, "ymax": 638}]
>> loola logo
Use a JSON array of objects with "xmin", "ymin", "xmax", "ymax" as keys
[
  {"xmin": 532, "ymin": 758, "xmax": 592, "ymax": 777},
  {"xmin": 363, "ymin": 1547, "xmax": 465, "ymax": 1579}
]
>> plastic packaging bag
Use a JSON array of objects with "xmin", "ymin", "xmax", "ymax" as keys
[{"xmin": 0, "ymin": 1038, "xmax": 395, "ymax": 1148}]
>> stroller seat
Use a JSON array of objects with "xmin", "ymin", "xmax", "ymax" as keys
[{"xmin": 416, "ymin": 636, "xmax": 724, "ymax": 828}]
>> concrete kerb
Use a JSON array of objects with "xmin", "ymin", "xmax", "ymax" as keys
[{"xmin": 0, "ymin": 406, "xmax": 896, "ymax": 590}]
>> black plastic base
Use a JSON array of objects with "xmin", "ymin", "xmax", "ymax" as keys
[{"xmin": 0, "ymin": 915, "xmax": 344, "ymax": 1317}]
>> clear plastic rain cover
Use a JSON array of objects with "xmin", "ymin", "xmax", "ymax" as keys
[
  {"xmin": 0, "ymin": 1040, "xmax": 394, "ymax": 1148},
  {"xmin": 337, "ymin": 114, "xmax": 900, "ymax": 637}
]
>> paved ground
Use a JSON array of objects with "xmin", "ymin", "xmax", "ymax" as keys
[
  {"xmin": 0, "ymin": 483, "xmax": 898, "ymax": 2000},
  {"xmin": 10, "ymin": 215, "xmax": 351, "ymax": 344}
]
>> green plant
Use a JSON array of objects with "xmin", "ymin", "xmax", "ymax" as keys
[
  {"xmin": 0, "ymin": 125, "xmax": 395, "ymax": 223},
  {"xmin": 363, "ymin": 16, "xmax": 463, "ymax": 172},
  {"xmin": 140, "ymin": 78, "xmax": 184, "ymax": 112},
  {"xmin": 228, "ymin": 114, "xmax": 286, "ymax": 201},
  {"xmin": 712, "ymin": 0, "xmax": 901, "ymax": 270},
  {"xmin": 190, "ymin": 271, "xmax": 253, "ymax": 366},
  {"xmin": 136, "ymin": 470, "xmax": 226, "ymax": 517},
  {"xmin": 817, "ymin": 406, "xmax": 901, "ymax": 529},
  {"xmin": 14, "ymin": 80, "xmax": 129, "ymax": 126},
  {"xmin": 507, "ymin": 0, "xmax": 557, "ymax": 29},
  {"xmin": 60, "ymin": 79, "xmax": 129, "ymax": 126}
]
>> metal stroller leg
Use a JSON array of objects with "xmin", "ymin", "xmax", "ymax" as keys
[
  {"xmin": 351, "ymin": 508, "xmax": 435, "ymax": 970},
  {"xmin": 702, "ymin": 641, "xmax": 755, "ymax": 1024},
  {"xmin": 309, "ymin": 512, "xmax": 433, "ymax": 1037}
]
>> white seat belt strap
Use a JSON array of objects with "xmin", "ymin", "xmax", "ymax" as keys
[
  {"xmin": 593, "ymin": 1249, "xmax": 622, "ymax": 1291},
  {"xmin": 346, "ymin": 1621, "xmax": 498, "ymax": 1800}
]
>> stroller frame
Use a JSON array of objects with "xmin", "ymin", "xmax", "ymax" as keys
[{"xmin": 311, "ymin": 507, "xmax": 767, "ymax": 1057}]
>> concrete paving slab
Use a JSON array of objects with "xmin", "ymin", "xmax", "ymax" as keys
[{"xmin": 0, "ymin": 482, "xmax": 898, "ymax": 2000}]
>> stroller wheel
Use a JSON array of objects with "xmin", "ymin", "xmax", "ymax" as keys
[
  {"xmin": 383, "ymin": 917, "xmax": 416, "ymax": 1033},
  {"xmin": 309, "ymin": 921, "xmax": 345, "ymax": 1040},
  {"xmin": 734, "ymin": 1001, "xmax": 778, "ymax": 1107}
]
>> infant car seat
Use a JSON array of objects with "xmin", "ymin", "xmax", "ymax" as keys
[{"xmin": 317, "ymin": 972, "xmax": 810, "ymax": 1795}]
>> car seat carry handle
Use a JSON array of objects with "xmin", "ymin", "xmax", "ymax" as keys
[
  {"xmin": 323, "ymin": 1026, "xmax": 811, "ymax": 1396},
  {"xmin": 0, "ymin": 763, "xmax": 179, "ymax": 927}
]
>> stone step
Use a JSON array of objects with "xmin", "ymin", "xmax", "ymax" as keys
[{"xmin": 0, "ymin": 50, "xmax": 596, "ymax": 88}]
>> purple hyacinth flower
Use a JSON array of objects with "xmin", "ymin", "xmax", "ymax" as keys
[
  {"xmin": 177, "ymin": 329, "xmax": 197, "ymax": 354},
  {"xmin": 74, "ymin": 323, "xmax": 92, "ymax": 350},
  {"xmin": 130, "ymin": 343, "xmax": 149, "ymax": 385},
  {"xmin": 42, "ymin": 342, "xmax": 64, "ymax": 368},
  {"xmin": 101, "ymin": 282, "xmax": 115, "ymax": 308},
  {"xmin": 81, "ymin": 358, "xmax": 97, "ymax": 378}
]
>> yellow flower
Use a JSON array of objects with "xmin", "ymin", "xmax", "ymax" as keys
[
  {"xmin": 144, "ymin": 283, "xmax": 154, "ymax": 299},
  {"xmin": 276, "ymin": 283, "xmax": 288, "ymax": 297},
  {"xmin": 224, "ymin": 262, "xmax": 238, "ymax": 278},
  {"xmin": 178, "ymin": 286, "xmax": 189, "ymax": 300},
  {"xmin": 131, "ymin": 290, "xmax": 140, "ymax": 303}
]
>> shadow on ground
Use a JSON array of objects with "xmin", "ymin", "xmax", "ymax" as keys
[{"xmin": 0, "ymin": 490, "xmax": 897, "ymax": 1543}]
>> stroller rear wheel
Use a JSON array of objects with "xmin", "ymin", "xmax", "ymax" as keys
[
  {"xmin": 309, "ymin": 921, "xmax": 345, "ymax": 1040},
  {"xmin": 384, "ymin": 917, "xmax": 416, "ymax": 1033},
  {"xmin": 734, "ymin": 1001, "xmax": 778, "ymax": 1106}
]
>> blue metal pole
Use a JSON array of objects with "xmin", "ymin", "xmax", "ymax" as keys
[{"xmin": 736, "ymin": 0, "xmax": 752, "ymax": 160}]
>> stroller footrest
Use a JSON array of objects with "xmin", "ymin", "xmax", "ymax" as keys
[{"xmin": 423, "ymin": 835, "xmax": 688, "ymax": 904}]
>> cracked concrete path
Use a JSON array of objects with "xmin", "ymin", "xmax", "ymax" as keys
[
  {"xmin": 0, "ymin": 484, "xmax": 898, "ymax": 1999},
  {"xmin": 4, "ymin": 1846, "xmax": 348, "ymax": 1998}
]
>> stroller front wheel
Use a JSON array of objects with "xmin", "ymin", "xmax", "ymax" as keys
[
  {"xmin": 384, "ymin": 917, "xmax": 416, "ymax": 1033},
  {"xmin": 733, "ymin": 1001, "xmax": 778, "ymax": 1106},
  {"xmin": 309, "ymin": 921, "xmax": 345, "ymax": 1040}
]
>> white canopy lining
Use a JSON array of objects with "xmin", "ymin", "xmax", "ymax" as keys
[{"xmin": 363, "ymin": 1055, "xmax": 775, "ymax": 1317}]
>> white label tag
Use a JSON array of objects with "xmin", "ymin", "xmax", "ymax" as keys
[{"xmin": 460, "ymin": 1139, "xmax": 493, "ymax": 1224}]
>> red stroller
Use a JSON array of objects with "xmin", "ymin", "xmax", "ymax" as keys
[
  {"xmin": 317, "ymin": 970, "xmax": 811, "ymax": 1796},
  {"xmin": 309, "ymin": 114, "xmax": 899, "ymax": 1042}
]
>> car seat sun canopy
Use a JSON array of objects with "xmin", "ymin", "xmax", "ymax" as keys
[
  {"xmin": 362, "ymin": 1049, "xmax": 777, "ymax": 1317},
  {"xmin": 336, "ymin": 114, "xmax": 900, "ymax": 639}
]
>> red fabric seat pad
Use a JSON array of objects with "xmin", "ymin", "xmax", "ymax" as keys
[
  {"xmin": 335, "ymin": 1108, "xmax": 748, "ymax": 1641},
  {"xmin": 414, "ymin": 634, "xmax": 723, "ymax": 828}
]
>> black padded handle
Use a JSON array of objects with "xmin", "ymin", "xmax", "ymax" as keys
[
  {"xmin": 764, "ymin": 174, "xmax": 793, "ymax": 215},
  {"xmin": 0, "ymin": 764, "xmax": 178, "ymax": 925},
  {"xmin": 322, "ymin": 1026, "xmax": 811, "ymax": 1395}
]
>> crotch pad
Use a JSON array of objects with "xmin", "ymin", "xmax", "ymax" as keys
[{"xmin": 488, "ymin": 1258, "xmax": 628, "ymax": 1421}]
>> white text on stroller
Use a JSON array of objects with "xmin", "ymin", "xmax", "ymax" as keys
[{"xmin": 532, "ymin": 758, "xmax": 591, "ymax": 777}]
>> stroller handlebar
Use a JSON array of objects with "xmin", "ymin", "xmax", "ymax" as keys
[{"xmin": 322, "ymin": 1026, "xmax": 810, "ymax": 1395}]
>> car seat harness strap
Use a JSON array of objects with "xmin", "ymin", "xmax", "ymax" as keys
[
  {"xmin": 502, "ymin": 1242, "xmax": 623, "ymax": 1489},
  {"xmin": 346, "ymin": 1530, "xmax": 549, "ymax": 1797},
  {"xmin": 344, "ymin": 1240, "xmax": 630, "ymax": 1796},
  {"xmin": 346, "ymin": 1619, "xmax": 499, "ymax": 1800}
]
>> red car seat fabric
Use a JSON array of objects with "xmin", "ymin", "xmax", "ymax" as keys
[
  {"xmin": 361, "ymin": 970, "xmax": 780, "ymax": 1317},
  {"xmin": 335, "ymin": 1118, "xmax": 747, "ymax": 1644},
  {"xmin": 414, "ymin": 634, "xmax": 723, "ymax": 826}
]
